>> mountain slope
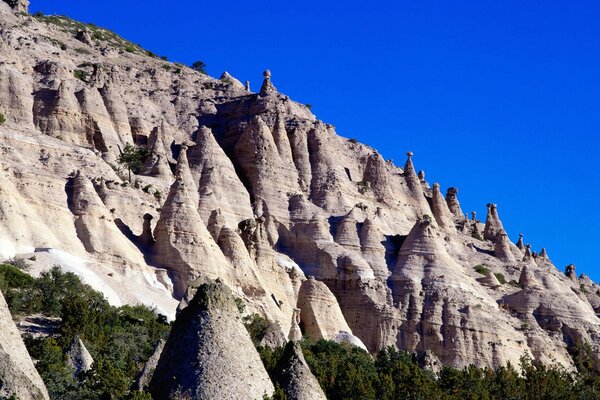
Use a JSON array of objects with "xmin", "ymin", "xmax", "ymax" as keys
[{"xmin": 1, "ymin": 1, "xmax": 599, "ymax": 371}]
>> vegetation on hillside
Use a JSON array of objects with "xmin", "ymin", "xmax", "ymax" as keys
[
  {"xmin": 0, "ymin": 264, "xmax": 169, "ymax": 400},
  {"xmin": 259, "ymin": 339, "xmax": 600, "ymax": 400},
  {"xmin": 3, "ymin": 264, "xmax": 600, "ymax": 399}
]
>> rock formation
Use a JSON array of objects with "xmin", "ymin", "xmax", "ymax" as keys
[
  {"xmin": 149, "ymin": 281, "xmax": 274, "ymax": 400},
  {"xmin": 0, "ymin": 6, "xmax": 599, "ymax": 376},
  {"xmin": 445, "ymin": 187, "xmax": 463, "ymax": 219},
  {"xmin": 483, "ymin": 203, "xmax": 504, "ymax": 241},
  {"xmin": 136, "ymin": 340, "xmax": 164, "ymax": 391},
  {"xmin": 0, "ymin": 289, "xmax": 49, "ymax": 400},
  {"xmin": 66, "ymin": 335, "xmax": 94, "ymax": 377},
  {"xmin": 274, "ymin": 342, "xmax": 327, "ymax": 400}
]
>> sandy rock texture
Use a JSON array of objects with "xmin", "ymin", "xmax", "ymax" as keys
[
  {"xmin": 0, "ymin": 2, "xmax": 600, "ymax": 375},
  {"xmin": 149, "ymin": 281, "xmax": 274, "ymax": 400}
]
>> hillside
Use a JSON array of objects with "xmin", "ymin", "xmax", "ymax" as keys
[{"xmin": 1, "ymin": 0, "xmax": 600, "ymax": 382}]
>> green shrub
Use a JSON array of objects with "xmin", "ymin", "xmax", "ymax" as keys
[
  {"xmin": 17, "ymin": 267, "xmax": 171, "ymax": 399},
  {"xmin": 73, "ymin": 69, "xmax": 88, "ymax": 81},
  {"xmin": 191, "ymin": 60, "xmax": 207, "ymax": 74},
  {"xmin": 124, "ymin": 45, "xmax": 136, "ymax": 53},
  {"xmin": 117, "ymin": 143, "xmax": 148, "ymax": 181},
  {"xmin": 494, "ymin": 272, "xmax": 506, "ymax": 284},
  {"xmin": 474, "ymin": 264, "xmax": 490, "ymax": 275},
  {"xmin": 0, "ymin": 113, "xmax": 5, "ymax": 125},
  {"xmin": 244, "ymin": 314, "xmax": 269, "ymax": 345}
]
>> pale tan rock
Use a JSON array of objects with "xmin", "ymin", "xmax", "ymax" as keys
[
  {"xmin": 150, "ymin": 281, "xmax": 274, "ymax": 400},
  {"xmin": 494, "ymin": 231, "xmax": 517, "ymax": 264},
  {"xmin": 274, "ymin": 342, "xmax": 327, "ymax": 400},
  {"xmin": 297, "ymin": 277, "xmax": 353, "ymax": 341},
  {"xmin": 445, "ymin": 187, "xmax": 463, "ymax": 219},
  {"xmin": 66, "ymin": 335, "xmax": 94, "ymax": 376},
  {"xmin": 483, "ymin": 203, "xmax": 504, "ymax": 241},
  {"xmin": 152, "ymin": 175, "xmax": 231, "ymax": 297},
  {"xmin": 288, "ymin": 308, "xmax": 303, "ymax": 342},
  {"xmin": 431, "ymin": 183, "xmax": 455, "ymax": 231},
  {"xmin": 188, "ymin": 125, "xmax": 253, "ymax": 227}
]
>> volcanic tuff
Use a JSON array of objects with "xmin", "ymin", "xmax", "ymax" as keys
[
  {"xmin": 149, "ymin": 281, "xmax": 274, "ymax": 400},
  {"xmin": 1, "ymin": 0, "xmax": 600, "ymax": 375}
]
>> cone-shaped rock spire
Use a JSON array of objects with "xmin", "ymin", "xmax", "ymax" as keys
[
  {"xmin": 516, "ymin": 233, "xmax": 525, "ymax": 250},
  {"xmin": 445, "ymin": 187, "xmax": 464, "ymax": 219},
  {"xmin": 565, "ymin": 264, "xmax": 578, "ymax": 282},
  {"xmin": 259, "ymin": 69, "xmax": 277, "ymax": 96},
  {"xmin": 66, "ymin": 336, "xmax": 94, "ymax": 377},
  {"xmin": 483, "ymin": 203, "xmax": 505, "ymax": 241},
  {"xmin": 152, "ymin": 176, "xmax": 230, "ymax": 297},
  {"xmin": 431, "ymin": 183, "xmax": 455, "ymax": 231},
  {"xmin": 274, "ymin": 342, "xmax": 327, "ymax": 400},
  {"xmin": 136, "ymin": 340, "xmax": 164, "ymax": 391},
  {"xmin": 519, "ymin": 264, "xmax": 540, "ymax": 289},
  {"xmin": 150, "ymin": 281, "xmax": 274, "ymax": 399},
  {"xmin": 288, "ymin": 308, "xmax": 303, "ymax": 342},
  {"xmin": 141, "ymin": 127, "xmax": 173, "ymax": 179},
  {"xmin": 175, "ymin": 144, "xmax": 199, "ymax": 209},
  {"xmin": 481, "ymin": 271, "xmax": 502, "ymax": 288},
  {"xmin": 297, "ymin": 277, "xmax": 353, "ymax": 341},
  {"xmin": 494, "ymin": 231, "xmax": 517, "ymax": 264}
]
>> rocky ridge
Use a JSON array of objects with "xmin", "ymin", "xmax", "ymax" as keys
[{"xmin": 0, "ymin": 0, "xmax": 599, "ymax": 375}]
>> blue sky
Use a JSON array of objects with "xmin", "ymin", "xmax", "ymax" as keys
[{"xmin": 30, "ymin": 1, "xmax": 600, "ymax": 280}]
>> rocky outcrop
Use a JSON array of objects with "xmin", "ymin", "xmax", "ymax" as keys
[
  {"xmin": 152, "ymin": 175, "xmax": 231, "ymax": 297},
  {"xmin": 0, "ymin": 289, "xmax": 49, "ymax": 400},
  {"xmin": 445, "ymin": 187, "xmax": 463, "ymax": 219},
  {"xmin": 1, "ymin": 7, "xmax": 600, "ymax": 375},
  {"xmin": 274, "ymin": 342, "xmax": 327, "ymax": 400},
  {"xmin": 297, "ymin": 277, "xmax": 353, "ymax": 341},
  {"xmin": 390, "ymin": 218, "xmax": 528, "ymax": 368},
  {"xmin": 149, "ymin": 281, "xmax": 274, "ymax": 400},
  {"xmin": 136, "ymin": 340, "xmax": 164, "ymax": 391},
  {"xmin": 66, "ymin": 335, "xmax": 94, "ymax": 377},
  {"xmin": 431, "ymin": 183, "xmax": 455, "ymax": 231},
  {"xmin": 494, "ymin": 231, "xmax": 517, "ymax": 264},
  {"xmin": 483, "ymin": 203, "xmax": 504, "ymax": 241},
  {"xmin": 188, "ymin": 125, "xmax": 253, "ymax": 227}
]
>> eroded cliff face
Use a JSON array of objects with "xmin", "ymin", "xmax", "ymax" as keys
[{"xmin": 1, "ymin": 3, "xmax": 600, "ymax": 371}]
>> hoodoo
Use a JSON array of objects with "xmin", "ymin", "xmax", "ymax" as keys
[{"xmin": 149, "ymin": 281, "xmax": 274, "ymax": 400}]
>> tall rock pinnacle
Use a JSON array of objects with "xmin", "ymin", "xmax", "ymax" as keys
[
  {"xmin": 150, "ymin": 281, "xmax": 274, "ymax": 399},
  {"xmin": 259, "ymin": 69, "xmax": 277, "ymax": 96}
]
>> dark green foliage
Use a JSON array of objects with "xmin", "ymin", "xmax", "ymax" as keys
[
  {"xmin": 305, "ymin": 104, "xmax": 312, "ymax": 110},
  {"xmin": 73, "ymin": 69, "xmax": 88, "ymax": 81},
  {"xmin": 0, "ymin": 265, "xmax": 170, "ymax": 399},
  {"xmin": 117, "ymin": 143, "xmax": 148, "ymax": 181},
  {"xmin": 494, "ymin": 272, "xmax": 506, "ymax": 284},
  {"xmin": 244, "ymin": 313, "xmax": 269, "ymax": 346},
  {"xmin": 0, "ymin": 113, "xmax": 5, "ymax": 125},
  {"xmin": 474, "ymin": 264, "xmax": 490, "ymax": 275},
  {"xmin": 191, "ymin": 60, "xmax": 207, "ymax": 74},
  {"xmin": 257, "ymin": 340, "xmax": 600, "ymax": 400}
]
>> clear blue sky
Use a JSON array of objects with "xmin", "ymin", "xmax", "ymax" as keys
[{"xmin": 30, "ymin": 0, "xmax": 600, "ymax": 280}]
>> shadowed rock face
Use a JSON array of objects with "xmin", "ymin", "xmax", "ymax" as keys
[
  {"xmin": 274, "ymin": 342, "xmax": 327, "ymax": 400},
  {"xmin": 0, "ymin": 289, "xmax": 49, "ymax": 400},
  {"xmin": 1, "ymin": 6, "xmax": 600, "ymax": 374},
  {"xmin": 149, "ymin": 281, "xmax": 274, "ymax": 400},
  {"xmin": 66, "ymin": 336, "xmax": 94, "ymax": 377}
]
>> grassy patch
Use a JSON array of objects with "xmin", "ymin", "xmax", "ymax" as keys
[{"xmin": 474, "ymin": 264, "xmax": 490, "ymax": 275}]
